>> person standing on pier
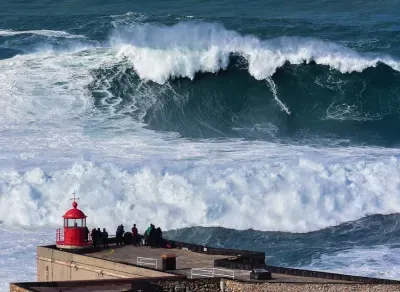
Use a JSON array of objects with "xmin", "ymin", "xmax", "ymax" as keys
[
  {"xmin": 145, "ymin": 224, "xmax": 154, "ymax": 246},
  {"xmin": 102, "ymin": 228, "xmax": 109, "ymax": 248},
  {"xmin": 84, "ymin": 226, "xmax": 89, "ymax": 242},
  {"xmin": 91, "ymin": 228, "xmax": 97, "ymax": 247},
  {"xmin": 116, "ymin": 224, "xmax": 125, "ymax": 246},
  {"xmin": 97, "ymin": 228, "xmax": 103, "ymax": 247},
  {"xmin": 132, "ymin": 224, "xmax": 138, "ymax": 246}
]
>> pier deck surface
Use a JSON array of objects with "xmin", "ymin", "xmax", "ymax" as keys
[
  {"xmin": 86, "ymin": 244, "xmax": 356, "ymax": 284},
  {"xmin": 88, "ymin": 245, "xmax": 227, "ymax": 270}
]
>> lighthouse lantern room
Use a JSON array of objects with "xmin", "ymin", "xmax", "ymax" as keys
[{"xmin": 56, "ymin": 191, "xmax": 92, "ymax": 249}]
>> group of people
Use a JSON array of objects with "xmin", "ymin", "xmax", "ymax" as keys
[
  {"xmin": 90, "ymin": 227, "xmax": 109, "ymax": 248},
  {"xmin": 87, "ymin": 223, "xmax": 164, "ymax": 249},
  {"xmin": 144, "ymin": 224, "xmax": 164, "ymax": 248}
]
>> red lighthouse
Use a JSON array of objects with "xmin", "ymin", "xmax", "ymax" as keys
[{"xmin": 56, "ymin": 192, "xmax": 92, "ymax": 249}]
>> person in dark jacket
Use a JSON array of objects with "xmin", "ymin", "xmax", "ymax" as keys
[
  {"xmin": 116, "ymin": 225, "xmax": 121, "ymax": 246},
  {"xmin": 131, "ymin": 224, "xmax": 138, "ymax": 246},
  {"xmin": 102, "ymin": 228, "xmax": 109, "ymax": 248},
  {"xmin": 97, "ymin": 228, "xmax": 103, "ymax": 247},
  {"xmin": 155, "ymin": 227, "xmax": 163, "ymax": 247},
  {"xmin": 121, "ymin": 225, "xmax": 125, "ymax": 245},
  {"xmin": 149, "ymin": 227, "xmax": 157, "ymax": 248},
  {"xmin": 84, "ymin": 226, "xmax": 89, "ymax": 242},
  {"xmin": 91, "ymin": 228, "xmax": 97, "ymax": 247},
  {"xmin": 116, "ymin": 224, "xmax": 125, "ymax": 246}
]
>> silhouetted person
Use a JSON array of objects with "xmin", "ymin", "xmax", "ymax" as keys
[
  {"xmin": 91, "ymin": 228, "xmax": 97, "ymax": 247},
  {"xmin": 121, "ymin": 225, "xmax": 125, "ymax": 244},
  {"xmin": 149, "ymin": 227, "xmax": 157, "ymax": 248},
  {"xmin": 116, "ymin": 225, "xmax": 121, "ymax": 246},
  {"xmin": 84, "ymin": 226, "xmax": 89, "ymax": 242},
  {"xmin": 155, "ymin": 227, "xmax": 163, "ymax": 247},
  {"xmin": 132, "ymin": 224, "xmax": 138, "ymax": 246},
  {"xmin": 153, "ymin": 227, "xmax": 159, "ymax": 247},
  {"xmin": 97, "ymin": 228, "xmax": 103, "ymax": 247},
  {"xmin": 116, "ymin": 224, "xmax": 125, "ymax": 246},
  {"xmin": 102, "ymin": 228, "xmax": 109, "ymax": 248}
]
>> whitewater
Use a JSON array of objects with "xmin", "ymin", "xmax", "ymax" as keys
[{"xmin": 1, "ymin": 2, "xmax": 400, "ymax": 290}]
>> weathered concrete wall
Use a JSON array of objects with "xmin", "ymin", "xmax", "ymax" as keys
[
  {"xmin": 10, "ymin": 279, "xmax": 221, "ymax": 292},
  {"xmin": 12, "ymin": 278, "xmax": 400, "ymax": 292},
  {"xmin": 151, "ymin": 278, "xmax": 221, "ymax": 292},
  {"xmin": 224, "ymin": 280, "xmax": 400, "ymax": 292},
  {"xmin": 37, "ymin": 246, "xmax": 175, "ymax": 282}
]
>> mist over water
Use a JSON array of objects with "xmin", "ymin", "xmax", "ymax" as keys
[{"xmin": 1, "ymin": 0, "xmax": 400, "ymax": 289}]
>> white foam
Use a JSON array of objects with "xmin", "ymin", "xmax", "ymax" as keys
[
  {"xmin": 115, "ymin": 43, "xmax": 230, "ymax": 84},
  {"xmin": 110, "ymin": 22, "xmax": 400, "ymax": 85},
  {"xmin": 0, "ymin": 225, "xmax": 53, "ymax": 292},
  {"xmin": 109, "ymin": 12, "xmax": 149, "ymax": 28},
  {"xmin": 0, "ymin": 49, "xmax": 115, "ymax": 125},
  {"xmin": 306, "ymin": 245, "xmax": 400, "ymax": 280},
  {"xmin": 1, "ymin": 153, "xmax": 400, "ymax": 233},
  {"xmin": 0, "ymin": 29, "xmax": 85, "ymax": 39},
  {"xmin": 325, "ymin": 102, "xmax": 384, "ymax": 121}
]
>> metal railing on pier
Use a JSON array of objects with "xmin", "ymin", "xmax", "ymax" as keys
[
  {"xmin": 137, "ymin": 257, "xmax": 158, "ymax": 269},
  {"xmin": 190, "ymin": 268, "xmax": 235, "ymax": 279}
]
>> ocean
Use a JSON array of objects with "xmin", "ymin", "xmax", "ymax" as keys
[{"xmin": 1, "ymin": 0, "xmax": 400, "ymax": 290}]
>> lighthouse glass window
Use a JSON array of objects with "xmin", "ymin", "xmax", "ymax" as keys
[{"xmin": 67, "ymin": 219, "xmax": 84, "ymax": 228}]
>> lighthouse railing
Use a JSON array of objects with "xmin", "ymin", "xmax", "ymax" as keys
[
  {"xmin": 56, "ymin": 228, "xmax": 93, "ymax": 246},
  {"xmin": 56, "ymin": 228, "xmax": 64, "ymax": 244}
]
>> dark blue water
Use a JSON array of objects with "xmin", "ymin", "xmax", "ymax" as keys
[{"xmin": 165, "ymin": 214, "xmax": 400, "ymax": 269}]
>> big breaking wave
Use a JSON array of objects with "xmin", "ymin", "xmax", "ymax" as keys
[
  {"xmin": 0, "ymin": 22, "xmax": 400, "ymax": 234},
  {"xmin": 1, "ymin": 22, "xmax": 400, "ymax": 143}
]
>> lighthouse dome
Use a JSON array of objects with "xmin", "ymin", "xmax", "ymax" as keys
[{"xmin": 63, "ymin": 201, "xmax": 87, "ymax": 219}]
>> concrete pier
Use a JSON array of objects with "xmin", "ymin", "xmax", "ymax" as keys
[{"xmin": 10, "ymin": 239, "xmax": 400, "ymax": 292}]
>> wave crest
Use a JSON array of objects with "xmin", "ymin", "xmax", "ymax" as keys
[{"xmin": 110, "ymin": 22, "xmax": 400, "ymax": 84}]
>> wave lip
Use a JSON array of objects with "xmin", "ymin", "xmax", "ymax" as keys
[
  {"xmin": 110, "ymin": 22, "xmax": 400, "ymax": 85},
  {"xmin": 0, "ymin": 29, "xmax": 85, "ymax": 39}
]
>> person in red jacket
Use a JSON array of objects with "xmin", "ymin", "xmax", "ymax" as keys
[{"xmin": 132, "ymin": 224, "xmax": 138, "ymax": 246}]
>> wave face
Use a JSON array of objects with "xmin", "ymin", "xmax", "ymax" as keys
[
  {"xmin": 165, "ymin": 214, "xmax": 400, "ymax": 279},
  {"xmin": 1, "ymin": 0, "xmax": 400, "ymax": 287},
  {"xmin": 100, "ymin": 22, "xmax": 400, "ymax": 145}
]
